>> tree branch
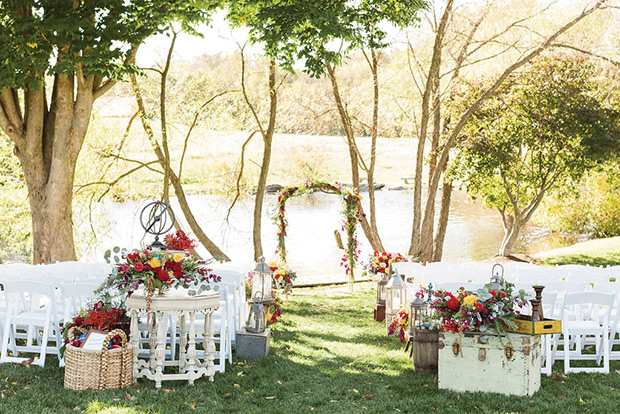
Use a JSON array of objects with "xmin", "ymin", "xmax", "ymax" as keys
[
  {"xmin": 226, "ymin": 130, "xmax": 259, "ymax": 221},
  {"xmin": 550, "ymin": 42, "xmax": 620, "ymax": 67}
]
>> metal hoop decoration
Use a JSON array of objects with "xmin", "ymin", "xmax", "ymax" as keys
[{"xmin": 139, "ymin": 201, "xmax": 176, "ymax": 236}]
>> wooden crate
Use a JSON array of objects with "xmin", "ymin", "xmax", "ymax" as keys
[
  {"xmin": 505, "ymin": 316, "xmax": 562, "ymax": 335},
  {"xmin": 438, "ymin": 331, "xmax": 541, "ymax": 396}
]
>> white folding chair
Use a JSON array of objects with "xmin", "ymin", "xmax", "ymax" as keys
[
  {"xmin": 186, "ymin": 284, "xmax": 231, "ymax": 373},
  {"xmin": 1, "ymin": 281, "xmax": 63, "ymax": 367},
  {"xmin": 434, "ymin": 282, "xmax": 479, "ymax": 293},
  {"xmin": 560, "ymin": 292, "xmax": 615, "ymax": 374},
  {"xmin": 212, "ymin": 269, "xmax": 245, "ymax": 343},
  {"xmin": 60, "ymin": 282, "xmax": 100, "ymax": 323}
]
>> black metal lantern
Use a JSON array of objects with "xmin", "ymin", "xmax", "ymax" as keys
[
  {"xmin": 246, "ymin": 293, "xmax": 267, "ymax": 333},
  {"xmin": 252, "ymin": 257, "xmax": 273, "ymax": 302},
  {"xmin": 490, "ymin": 263, "xmax": 504, "ymax": 290}
]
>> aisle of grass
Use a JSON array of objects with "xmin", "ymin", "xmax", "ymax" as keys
[
  {"xmin": 2, "ymin": 283, "xmax": 620, "ymax": 413},
  {"xmin": 536, "ymin": 236, "xmax": 620, "ymax": 267}
]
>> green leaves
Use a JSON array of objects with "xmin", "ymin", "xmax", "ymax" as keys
[
  {"xmin": 0, "ymin": 0, "xmax": 220, "ymax": 90},
  {"xmin": 451, "ymin": 55, "xmax": 620, "ymax": 216},
  {"xmin": 228, "ymin": 0, "xmax": 427, "ymax": 77}
]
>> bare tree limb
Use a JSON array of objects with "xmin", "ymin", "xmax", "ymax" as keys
[
  {"xmin": 226, "ymin": 130, "xmax": 259, "ymax": 221},
  {"xmin": 551, "ymin": 42, "xmax": 620, "ymax": 67}
]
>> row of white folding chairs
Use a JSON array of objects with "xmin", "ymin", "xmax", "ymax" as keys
[
  {"xmin": 0, "ymin": 262, "xmax": 111, "ymax": 285},
  {"xmin": 393, "ymin": 261, "xmax": 620, "ymax": 290},
  {"xmin": 0, "ymin": 280, "xmax": 99, "ymax": 367},
  {"xmin": 539, "ymin": 290, "xmax": 619, "ymax": 375}
]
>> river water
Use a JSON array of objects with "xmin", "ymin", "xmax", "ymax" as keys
[{"xmin": 87, "ymin": 188, "xmax": 551, "ymax": 283}]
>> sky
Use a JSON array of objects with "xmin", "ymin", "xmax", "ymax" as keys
[{"xmin": 135, "ymin": 7, "xmax": 425, "ymax": 68}]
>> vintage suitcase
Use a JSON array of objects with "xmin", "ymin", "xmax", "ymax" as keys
[{"xmin": 438, "ymin": 331, "xmax": 541, "ymax": 396}]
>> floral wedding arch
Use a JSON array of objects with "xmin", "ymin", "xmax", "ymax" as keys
[{"xmin": 273, "ymin": 181, "xmax": 363, "ymax": 284}]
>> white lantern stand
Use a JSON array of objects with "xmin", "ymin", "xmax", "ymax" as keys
[
  {"xmin": 385, "ymin": 274, "xmax": 408, "ymax": 330},
  {"xmin": 251, "ymin": 257, "xmax": 274, "ymax": 304}
]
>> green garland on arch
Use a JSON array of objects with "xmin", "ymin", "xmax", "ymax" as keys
[{"xmin": 273, "ymin": 181, "xmax": 363, "ymax": 284}]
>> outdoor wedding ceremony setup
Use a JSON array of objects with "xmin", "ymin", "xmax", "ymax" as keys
[
  {"xmin": 2, "ymin": 202, "xmax": 620, "ymax": 396},
  {"xmin": 3, "ymin": 0, "xmax": 620, "ymax": 412}
]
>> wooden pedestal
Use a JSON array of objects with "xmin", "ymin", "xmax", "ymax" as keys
[{"xmin": 374, "ymin": 303, "xmax": 385, "ymax": 322}]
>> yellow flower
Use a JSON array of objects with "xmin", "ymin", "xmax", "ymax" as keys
[
  {"xmin": 463, "ymin": 295, "xmax": 479, "ymax": 307},
  {"xmin": 148, "ymin": 257, "xmax": 162, "ymax": 268},
  {"xmin": 268, "ymin": 260, "xmax": 278, "ymax": 269},
  {"xmin": 173, "ymin": 253, "xmax": 185, "ymax": 263}
]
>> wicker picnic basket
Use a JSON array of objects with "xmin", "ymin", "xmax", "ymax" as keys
[{"xmin": 63, "ymin": 327, "xmax": 133, "ymax": 390}]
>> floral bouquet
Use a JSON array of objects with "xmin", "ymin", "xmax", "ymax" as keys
[
  {"xmin": 365, "ymin": 251, "xmax": 408, "ymax": 276},
  {"xmin": 60, "ymin": 301, "xmax": 130, "ymax": 357},
  {"xmin": 164, "ymin": 229, "xmax": 197, "ymax": 251},
  {"xmin": 98, "ymin": 249, "xmax": 220, "ymax": 303},
  {"xmin": 387, "ymin": 307, "xmax": 409, "ymax": 343},
  {"xmin": 425, "ymin": 280, "xmax": 529, "ymax": 334},
  {"xmin": 268, "ymin": 260, "xmax": 297, "ymax": 296}
]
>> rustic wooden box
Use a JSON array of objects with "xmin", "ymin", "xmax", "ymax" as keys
[
  {"xmin": 438, "ymin": 331, "xmax": 541, "ymax": 396},
  {"xmin": 505, "ymin": 316, "xmax": 562, "ymax": 335}
]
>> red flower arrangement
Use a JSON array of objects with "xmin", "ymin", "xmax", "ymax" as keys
[
  {"xmin": 164, "ymin": 230, "xmax": 198, "ymax": 251},
  {"xmin": 60, "ymin": 301, "xmax": 130, "ymax": 356},
  {"xmin": 423, "ymin": 280, "xmax": 529, "ymax": 333},
  {"xmin": 365, "ymin": 251, "xmax": 408, "ymax": 276},
  {"xmin": 387, "ymin": 307, "xmax": 409, "ymax": 343}
]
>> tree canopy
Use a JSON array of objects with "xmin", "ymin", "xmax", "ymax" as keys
[
  {"xmin": 450, "ymin": 55, "xmax": 620, "ymax": 255},
  {"xmin": 228, "ymin": 0, "xmax": 427, "ymax": 76}
]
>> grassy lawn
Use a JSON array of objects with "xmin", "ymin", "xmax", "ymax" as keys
[
  {"xmin": 535, "ymin": 236, "xmax": 620, "ymax": 267},
  {"xmin": 2, "ymin": 283, "xmax": 620, "ymax": 413}
]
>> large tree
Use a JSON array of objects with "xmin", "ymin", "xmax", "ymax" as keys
[
  {"xmin": 0, "ymin": 0, "xmax": 216, "ymax": 263},
  {"xmin": 450, "ymin": 55, "xmax": 620, "ymax": 256},
  {"xmin": 405, "ymin": 0, "xmax": 610, "ymax": 263}
]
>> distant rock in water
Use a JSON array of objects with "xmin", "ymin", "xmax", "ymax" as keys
[
  {"xmin": 388, "ymin": 185, "xmax": 406, "ymax": 191},
  {"xmin": 265, "ymin": 184, "xmax": 284, "ymax": 193},
  {"xmin": 358, "ymin": 183, "xmax": 385, "ymax": 192}
]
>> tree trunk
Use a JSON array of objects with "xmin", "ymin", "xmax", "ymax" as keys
[
  {"xmin": 365, "ymin": 49, "xmax": 384, "ymax": 252},
  {"xmin": 500, "ymin": 221, "xmax": 521, "ymax": 257},
  {"xmin": 410, "ymin": 0, "xmax": 453, "ymax": 259},
  {"xmin": 130, "ymin": 72, "xmax": 231, "ymax": 261},
  {"xmin": 25, "ymin": 160, "xmax": 78, "ymax": 264},
  {"xmin": 3, "ymin": 70, "xmax": 95, "ymax": 263},
  {"xmin": 432, "ymin": 179, "xmax": 452, "ymax": 262},
  {"xmin": 326, "ymin": 64, "xmax": 383, "ymax": 252},
  {"xmin": 252, "ymin": 59, "xmax": 278, "ymax": 261}
]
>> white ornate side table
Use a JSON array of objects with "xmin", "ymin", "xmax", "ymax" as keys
[{"xmin": 126, "ymin": 289, "xmax": 220, "ymax": 388}]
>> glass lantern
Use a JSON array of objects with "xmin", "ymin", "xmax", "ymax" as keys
[
  {"xmin": 252, "ymin": 256, "xmax": 273, "ymax": 302},
  {"xmin": 246, "ymin": 292, "xmax": 267, "ymax": 333},
  {"xmin": 374, "ymin": 273, "xmax": 390, "ymax": 322},
  {"xmin": 490, "ymin": 263, "xmax": 504, "ymax": 290},
  {"xmin": 376, "ymin": 273, "xmax": 389, "ymax": 305},
  {"xmin": 385, "ymin": 274, "xmax": 408, "ymax": 326},
  {"xmin": 409, "ymin": 296, "xmax": 425, "ymax": 336}
]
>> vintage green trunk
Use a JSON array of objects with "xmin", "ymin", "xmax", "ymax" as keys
[{"xmin": 438, "ymin": 331, "xmax": 541, "ymax": 396}]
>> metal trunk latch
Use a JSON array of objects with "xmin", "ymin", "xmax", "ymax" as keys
[
  {"xmin": 452, "ymin": 339, "xmax": 461, "ymax": 357},
  {"xmin": 504, "ymin": 342, "xmax": 515, "ymax": 360}
]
